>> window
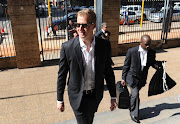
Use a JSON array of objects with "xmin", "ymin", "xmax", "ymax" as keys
[
  {"xmin": 129, "ymin": 7, "xmax": 133, "ymax": 11},
  {"xmin": 134, "ymin": 7, "xmax": 138, "ymax": 11},
  {"xmin": 128, "ymin": 12, "xmax": 135, "ymax": 15}
]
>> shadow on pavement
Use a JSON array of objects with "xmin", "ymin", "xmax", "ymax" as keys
[
  {"xmin": 171, "ymin": 112, "xmax": 180, "ymax": 117},
  {"xmin": 139, "ymin": 103, "xmax": 180, "ymax": 120},
  {"xmin": 0, "ymin": 91, "xmax": 56, "ymax": 100},
  {"xmin": 156, "ymin": 49, "xmax": 168, "ymax": 53},
  {"xmin": 42, "ymin": 59, "xmax": 60, "ymax": 66}
]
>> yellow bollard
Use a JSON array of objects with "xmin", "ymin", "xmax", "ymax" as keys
[
  {"xmin": 5, "ymin": 8, "xmax": 7, "ymax": 18},
  {"xmin": 48, "ymin": 0, "xmax": 51, "ymax": 16},
  {"xmin": 140, "ymin": 0, "xmax": 144, "ymax": 27}
]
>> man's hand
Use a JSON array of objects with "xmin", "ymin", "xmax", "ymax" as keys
[
  {"xmin": 110, "ymin": 99, "xmax": 117, "ymax": 111},
  {"xmin": 57, "ymin": 102, "xmax": 65, "ymax": 112},
  {"xmin": 121, "ymin": 80, "xmax": 126, "ymax": 86}
]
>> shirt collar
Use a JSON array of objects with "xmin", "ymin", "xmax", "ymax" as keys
[
  {"xmin": 138, "ymin": 45, "xmax": 147, "ymax": 52},
  {"xmin": 79, "ymin": 37, "xmax": 95, "ymax": 49},
  {"xmin": 101, "ymin": 29, "xmax": 105, "ymax": 33}
]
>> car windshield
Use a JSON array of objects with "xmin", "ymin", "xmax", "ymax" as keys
[
  {"xmin": 61, "ymin": 15, "xmax": 67, "ymax": 19},
  {"xmin": 61, "ymin": 14, "xmax": 74, "ymax": 20},
  {"xmin": 121, "ymin": 7, "xmax": 127, "ymax": 10}
]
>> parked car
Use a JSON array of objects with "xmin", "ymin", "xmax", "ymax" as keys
[
  {"xmin": 80, "ymin": 6, "xmax": 88, "ymax": 10},
  {"xmin": 89, "ymin": 6, "xmax": 94, "ymax": 11},
  {"xmin": 161, "ymin": 2, "xmax": 180, "ymax": 11},
  {"xmin": 61, "ymin": 5, "xmax": 73, "ymax": 12},
  {"xmin": 72, "ymin": 6, "xmax": 81, "ymax": 11},
  {"xmin": 119, "ymin": 11, "xmax": 141, "ymax": 25},
  {"xmin": 148, "ymin": 9, "xmax": 180, "ymax": 23},
  {"xmin": 174, "ymin": 2, "xmax": 180, "ymax": 10},
  {"xmin": 35, "ymin": 5, "xmax": 46, "ymax": 17},
  {"xmin": 120, "ymin": 5, "xmax": 142, "ymax": 13},
  {"xmin": 52, "ymin": 12, "xmax": 77, "ymax": 30},
  {"xmin": 120, "ymin": 5, "xmax": 154, "ymax": 20}
]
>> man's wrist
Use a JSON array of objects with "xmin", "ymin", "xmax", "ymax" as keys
[
  {"xmin": 57, "ymin": 101, "xmax": 64, "ymax": 103},
  {"xmin": 111, "ymin": 97, "xmax": 116, "ymax": 100}
]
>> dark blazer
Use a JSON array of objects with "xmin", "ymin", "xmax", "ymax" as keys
[
  {"xmin": 122, "ymin": 46, "xmax": 157, "ymax": 88},
  {"xmin": 95, "ymin": 30, "xmax": 104, "ymax": 38},
  {"xmin": 95, "ymin": 30, "xmax": 110, "ymax": 40},
  {"xmin": 57, "ymin": 36, "xmax": 116, "ymax": 110}
]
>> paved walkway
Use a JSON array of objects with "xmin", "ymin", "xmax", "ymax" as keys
[
  {"xmin": 0, "ymin": 47, "xmax": 180, "ymax": 124},
  {"xmin": 56, "ymin": 94, "xmax": 180, "ymax": 124}
]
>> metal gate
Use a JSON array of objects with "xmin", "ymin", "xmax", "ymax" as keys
[
  {"xmin": 0, "ymin": 1, "xmax": 15, "ymax": 58},
  {"xmin": 36, "ymin": 0, "xmax": 69, "ymax": 61},
  {"xmin": 119, "ymin": 0, "xmax": 180, "ymax": 44}
]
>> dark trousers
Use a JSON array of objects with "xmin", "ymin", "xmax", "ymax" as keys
[
  {"xmin": 130, "ymin": 86, "xmax": 140, "ymax": 117},
  {"xmin": 73, "ymin": 92, "xmax": 98, "ymax": 124}
]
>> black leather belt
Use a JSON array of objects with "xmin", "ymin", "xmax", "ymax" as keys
[{"xmin": 83, "ymin": 89, "xmax": 95, "ymax": 95}]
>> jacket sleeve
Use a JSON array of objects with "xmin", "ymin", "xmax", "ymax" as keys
[
  {"xmin": 150, "ymin": 50, "xmax": 159, "ymax": 69},
  {"xmin": 104, "ymin": 42, "xmax": 116, "ymax": 98},
  {"xmin": 95, "ymin": 31, "xmax": 103, "ymax": 39},
  {"xmin": 57, "ymin": 43, "xmax": 69, "ymax": 101},
  {"xmin": 122, "ymin": 49, "xmax": 131, "ymax": 81}
]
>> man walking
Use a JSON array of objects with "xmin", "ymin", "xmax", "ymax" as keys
[
  {"xmin": 96, "ymin": 22, "xmax": 110, "ymax": 41},
  {"xmin": 123, "ymin": 8, "xmax": 129, "ymax": 26},
  {"xmin": 121, "ymin": 35, "xmax": 159, "ymax": 123},
  {"xmin": 95, "ymin": 22, "xmax": 114, "ymax": 65},
  {"xmin": 57, "ymin": 9, "xmax": 117, "ymax": 124}
]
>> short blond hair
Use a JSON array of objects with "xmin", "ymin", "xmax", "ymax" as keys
[{"xmin": 77, "ymin": 9, "xmax": 96, "ymax": 24}]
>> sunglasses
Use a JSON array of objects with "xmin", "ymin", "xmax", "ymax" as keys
[{"xmin": 76, "ymin": 23, "xmax": 94, "ymax": 28}]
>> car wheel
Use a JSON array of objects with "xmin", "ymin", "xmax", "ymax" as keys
[
  {"xmin": 134, "ymin": 20, "xmax": 140, "ymax": 24},
  {"xmin": 143, "ymin": 14, "xmax": 147, "ymax": 20},
  {"xmin": 160, "ymin": 18, "xmax": 163, "ymax": 23}
]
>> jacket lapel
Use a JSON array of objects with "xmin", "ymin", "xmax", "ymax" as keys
[
  {"xmin": 135, "ymin": 46, "xmax": 141, "ymax": 71},
  {"xmin": 74, "ymin": 37, "xmax": 84, "ymax": 75}
]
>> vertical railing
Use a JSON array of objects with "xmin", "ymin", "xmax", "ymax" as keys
[
  {"xmin": 119, "ymin": 0, "xmax": 180, "ymax": 44},
  {"xmin": 0, "ymin": 2, "xmax": 15, "ymax": 58},
  {"xmin": 36, "ymin": 0, "xmax": 68, "ymax": 61}
]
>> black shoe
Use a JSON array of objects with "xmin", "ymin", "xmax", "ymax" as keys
[{"xmin": 130, "ymin": 115, "xmax": 140, "ymax": 123}]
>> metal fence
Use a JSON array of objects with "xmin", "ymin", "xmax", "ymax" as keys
[
  {"xmin": 36, "ymin": 0, "xmax": 68, "ymax": 61},
  {"xmin": 119, "ymin": 0, "xmax": 180, "ymax": 44},
  {"xmin": 1, "ymin": 0, "xmax": 180, "ymax": 61},
  {"xmin": 0, "ymin": 2, "xmax": 15, "ymax": 58}
]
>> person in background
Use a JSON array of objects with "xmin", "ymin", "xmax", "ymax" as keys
[
  {"xmin": 95, "ymin": 22, "xmax": 110, "ymax": 40},
  {"xmin": 57, "ymin": 9, "xmax": 117, "ymax": 124},
  {"xmin": 68, "ymin": 20, "xmax": 76, "ymax": 39},
  {"xmin": 123, "ymin": 8, "xmax": 129, "ymax": 26},
  {"xmin": 121, "ymin": 35, "xmax": 159, "ymax": 123},
  {"xmin": 96, "ymin": 22, "xmax": 114, "ymax": 65},
  {"xmin": 47, "ymin": 12, "xmax": 57, "ymax": 36}
]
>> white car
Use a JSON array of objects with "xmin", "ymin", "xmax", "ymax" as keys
[
  {"xmin": 148, "ymin": 9, "xmax": 180, "ymax": 23},
  {"xmin": 119, "ymin": 11, "xmax": 141, "ymax": 24},
  {"xmin": 120, "ymin": 5, "xmax": 142, "ymax": 14},
  {"xmin": 174, "ymin": 2, "xmax": 180, "ymax": 10},
  {"xmin": 120, "ymin": 5, "xmax": 151, "ymax": 19}
]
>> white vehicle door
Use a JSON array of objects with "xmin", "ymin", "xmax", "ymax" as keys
[
  {"xmin": 172, "ymin": 10, "xmax": 180, "ymax": 21},
  {"xmin": 119, "ymin": 13, "xmax": 124, "ymax": 22},
  {"xmin": 128, "ymin": 11, "xmax": 136, "ymax": 21}
]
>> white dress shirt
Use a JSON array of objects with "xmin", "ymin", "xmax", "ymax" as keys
[
  {"xmin": 138, "ymin": 45, "xmax": 148, "ymax": 71},
  {"xmin": 79, "ymin": 37, "xmax": 95, "ymax": 91},
  {"xmin": 101, "ymin": 29, "xmax": 105, "ymax": 34}
]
